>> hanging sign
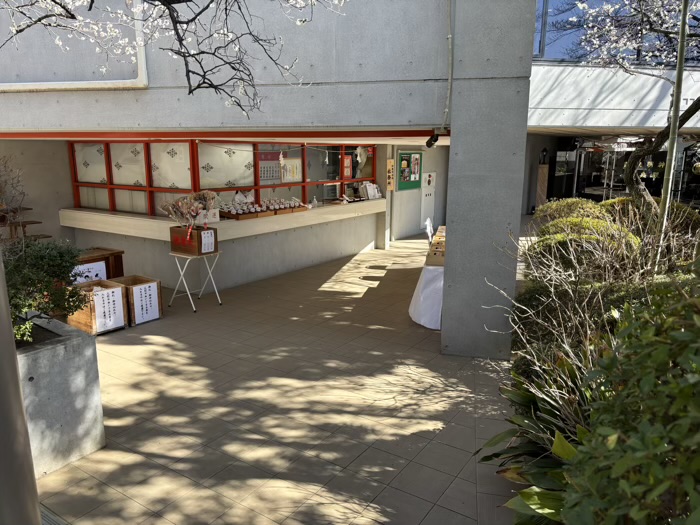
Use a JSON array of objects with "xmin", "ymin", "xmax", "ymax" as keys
[
  {"xmin": 386, "ymin": 159, "xmax": 395, "ymax": 191},
  {"xmin": 343, "ymin": 155, "xmax": 353, "ymax": 179},
  {"xmin": 397, "ymin": 152, "xmax": 422, "ymax": 191}
]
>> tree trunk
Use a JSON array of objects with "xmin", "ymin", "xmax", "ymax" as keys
[{"xmin": 623, "ymin": 94, "xmax": 700, "ymax": 209}]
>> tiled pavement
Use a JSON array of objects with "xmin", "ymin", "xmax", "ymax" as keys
[{"xmin": 38, "ymin": 239, "xmax": 517, "ymax": 524}]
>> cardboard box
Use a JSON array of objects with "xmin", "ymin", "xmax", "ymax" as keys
[
  {"xmin": 68, "ymin": 280, "xmax": 128, "ymax": 335},
  {"xmin": 107, "ymin": 276, "xmax": 162, "ymax": 326},
  {"xmin": 170, "ymin": 226, "xmax": 218, "ymax": 255}
]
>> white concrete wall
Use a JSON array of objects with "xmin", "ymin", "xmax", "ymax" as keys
[
  {"xmin": 529, "ymin": 63, "xmax": 700, "ymax": 131},
  {"xmin": 74, "ymin": 214, "xmax": 378, "ymax": 290},
  {"xmin": 0, "ymin": 141, "xmax": 75, "ymax": 242},
  {"xmin": 392, "ymin": 146, "xmax": 449, "ymax": 240}
]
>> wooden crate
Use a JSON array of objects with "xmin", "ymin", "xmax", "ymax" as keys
[
  {"xmin": 425, "ymin": 249, "xmax": 445, "ymax": 267},
  {"xmin": 67, "ymin": 280, "xmax": 128, "ymax": 335},
  {"xmin": 107, "ymin": 276, "xmax": 163, "ymax": 326},
  {"xmin": 234, "ymin": 213, "xmax": 258, "ymax": 220},
  {"xmin": 293, "ymin": 206, "xmax": 309, "ymax": 213},
  {"xmin": 257, "ymin": 210, "xmax": 274, "ymax": 218},
  {"xmin": 275, "ymin": 208, "xmax": 294, "ymax": 215},
  {"xmin": 170, "ymin": 226, "xmax": 218, "ymax": 256}
]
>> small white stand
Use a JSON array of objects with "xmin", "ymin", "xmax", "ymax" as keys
[{"xmin": 168, "ymin": 251, "xmax": 222, "ymax": 312}]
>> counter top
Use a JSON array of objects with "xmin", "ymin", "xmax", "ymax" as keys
[{"xmin": 59, "ymin": 199, "xmax": 387, "ymax": 242}]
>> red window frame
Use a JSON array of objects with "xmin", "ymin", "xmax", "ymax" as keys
[{"xmin": 69, "ymin": 139, "xmax": 377, "ymax": 215}]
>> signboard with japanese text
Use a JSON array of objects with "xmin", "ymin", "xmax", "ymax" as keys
[
  {"xmin": 397, "ymin": 152, "xmax": 422, "ymax": 191},
  {"xmin": 94, "ymin": 288, "xmax": 125, "ymax": 333},
  {"xmin": 386, "ymin": 159, "xmax": 395, "ymax": 191},
  {"xmin": 133, "ymin": 282, "xmax": 159, "ymax": 324}
]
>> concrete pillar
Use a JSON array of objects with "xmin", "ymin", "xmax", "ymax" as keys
[
  {"xmin": 374, "ymin": 145, "xmax": 391, "ymax": 250},
  {"xmin": 0, "ymin": 253, "xmax": 42, "ymax": 525},
  {"xmin": 441, "ymin": 0, "xmax": 535, "ymax": 359}
]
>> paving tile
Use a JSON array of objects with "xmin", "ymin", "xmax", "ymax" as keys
[
  {"xmin": 389, "ymin": 462, "xmax": 454, "ymax": 503},
  {"xmin": 362, "ymin": 486, "xmax": 432, "ymax": 525},
  {"xmin": 308, "ymin": 434, "xmax": 370, "ymax": 468},
  {"xmin": 476, "ymin": 463, "xmax": 520, "ymax": 496},
  {"xmin": 437, "ymin": 478, "xmax": 477, "ymax": 520},
  {"xmin": 420, "ymin": 505, "xmax": 477, "ymax": 525},
  {"xmin": 72, "ymin": 495, "xmax": 153, "ymax": 525},
  {"xmin": 43, "ymin": 476, "xmax": 122, "ymax": 523},
  {"xmin": 139, "ymin": 515, "xmax": 177, "ymax": 525},
  {"xmin": 203, "ymin": 461, "xmax": 273, "ymax": 502},
  {"xmin": 211, "ymin": 502, "xmax": 278, "ymax": 525},
  {"xmin": 433, "ymin": 423, "xmax": 476, "ymax": 453},
  {"xmin": 372, "ymin": 433, "xmax": 430, "ymax": 460},
  {"xmin": 413, "ymin": 441, "xmax": 472, "ymax": 476},
  {"xmin": 347, "ymin": 448, "xmax": 408, "ymax": 485},
  {"xmin": 283, "ymin": 493, "xmax": 363, "ymax": 525},
  {"xmin": 37, "ymin": 464, "xmax": 91, "ymax": 501},
  {"xmin": 277, "ymin": 453, "xmax": 343, "ymax": 486},
  {"xmin": 170, "ymin": 446, "xmax": 238, "ymax": 483},
  {"xmin": 124, "ymin": 470, "xmax": 198, "ymax": 512},
  {"xmin": 477, "ymin": 493, "xmax": 514, "ymax": 525},
  {"xmin": 457, "ymin": 456, "xmax": 477, "ymax": 483},
  {"xmin": 239, "ymin": 478, "xmax": 319, "ymax": 523},
  {"xmin": 160, "ymin": 484, "xmax": 236, "ymax": 525},
  {"xmin": 318, "ymin": 469, "xmax": 386, "ymax": 509}
]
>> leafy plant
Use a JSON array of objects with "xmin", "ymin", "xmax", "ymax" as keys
[
  {"xmin": 562, "ymin": 277, "xmax": 700, "ymax": 525},
  {"xmin": 539, "ymin": 217, "xmax": 640, "ymax": 247},
  {"xmin": 3, "ymin": 239, "xmax": 87, "ymax": 341},
  {"xmin": 534, "ymin": 198, "xmax": 611, "ymax": 224}
]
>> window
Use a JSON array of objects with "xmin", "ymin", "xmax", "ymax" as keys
[
  {"xmin": 69, "ymin": 140, "xmax": 377, "ymax": 215},
  {"xmin": 534, "ymin": 0, "xmax": 585, "ymax": 61}
]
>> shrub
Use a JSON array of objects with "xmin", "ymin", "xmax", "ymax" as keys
[
  {"xmin": 539, "ymin": 217, "xmax": 640, "ymax": 246},
  {"xmin": 534, "ymin": 198, "xmax": 611, "ymax": 224},
  {"xmin": 3, "ymin": 239, "xmax": 87, "ymax": 341},
  {"xmin": 562, "ymin": 277, "xmax": 700, "ymax": 524},
  {"xmin": 600, "ymin": 196, "xmax": 700, "ymax": 234}
]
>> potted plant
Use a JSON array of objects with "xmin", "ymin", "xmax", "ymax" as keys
[{"xmin": 161, "ymin": 190, "xmax": 220, "ymax": 255}]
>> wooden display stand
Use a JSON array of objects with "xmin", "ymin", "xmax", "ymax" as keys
[
  {"xmin": 107, "ymin": 276, "xmax": 163, "ymax": 326},
  {"xmin": 68, "ymin": 280, "xmax": 128, "ymax": 335},
  {"xmin": 78, "ymin": 248, "xmax": 125, "ymax": 279},
  {"xmin": 170, "ymin": 226, "xmax": 218, "ymax": 256}
]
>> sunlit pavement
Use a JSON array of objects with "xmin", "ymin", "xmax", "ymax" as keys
[{"xmin": 38, "ymin": 239, "xmax": 516, "ymax": 525}]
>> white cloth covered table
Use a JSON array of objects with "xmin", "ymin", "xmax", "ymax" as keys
[{"xmin": 409, "ymin": 265, "xmax": 444, "ymax": 330}]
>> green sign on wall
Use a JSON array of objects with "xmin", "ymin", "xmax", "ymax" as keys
[{"xmin": 397, "ymin": 152, "xmax": 422, "ymax": 191}]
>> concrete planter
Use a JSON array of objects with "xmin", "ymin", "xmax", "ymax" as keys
[{"xmin": 16, "ymin": 318, "xmax": 105, "ymax": 478}]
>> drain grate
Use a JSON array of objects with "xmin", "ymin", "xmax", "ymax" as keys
[{"xmin": 40, "ymin": 504, "xmax": 68, "ymax": 525}]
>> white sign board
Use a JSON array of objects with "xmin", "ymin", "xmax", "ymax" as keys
[
  {"xmin": 93, "ymin": 288, "xmax": 124, "ymax": 333},
  {"xmin": 133, "ymin": 282, "xmax": 159, "ymax": 325},
  {"xmin": 201, "ymin": 229, "xmax": 216, "ymax": 254},
  {"xmin": 73, "ymin": 261, "xmax": 107, "ymax": 283}
]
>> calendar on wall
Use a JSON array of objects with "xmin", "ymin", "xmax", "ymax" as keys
[
  {"xmin": 94, "ymin": 288, "xmax": 124, "ymax": 333},
  {"xmin": 259, "ymin": 152, "xmax": 282, "ymax": 183},
  {"xmin": 133, "ymin": 282, "xmax": 159, "ymax": 324},
  {"xmin": 281, "ymin": 158, "xmax": 303, "ymax": 183}
]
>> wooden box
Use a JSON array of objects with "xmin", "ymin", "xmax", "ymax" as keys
[
  {"xmin": 77, "ymin": 247, "xmax": 125, "ymax": 280},
  {"xmin": 68, "ymin": 280, "xmax": 128, "ymax": 335},
  {"xmin": 257, "ymin": 210, "xmax": 274, "ymax": 218},
  {"xmin": 170, "ymin": 226, "xmax": 218, "ymax": 256},
  {"xmin": 425, "ymin": 249, "xmax": 445, "ymax": 267},
  {"xmin": 234, "ymin": 213, "xmax": 258, "ymax": 220},
  {"xmin": 275, "ymin": 208, "xmax": 294, "ymax": 215},
  {"xmin": 293, "ymin": 206, "xmax": 309, "ymax": 213},
  {"xmin": 107, "ymin": 276, "xmax": 162, "ymax": 326}
]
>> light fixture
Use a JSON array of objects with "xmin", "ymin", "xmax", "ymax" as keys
[{"xmin": 425, "ymin": 134, "xmax": 440, "ymax": 148}]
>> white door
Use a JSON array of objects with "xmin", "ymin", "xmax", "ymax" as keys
[{"xmin": 421, "ymin": 172, "xmax": 437, "ymax": 227}]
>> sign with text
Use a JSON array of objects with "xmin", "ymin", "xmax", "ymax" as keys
[
  {"xmin": 397, "ymin": 152, "xmax": 422, "ymax": 191},
  {"xmin": 94, "ymin": 288, "xmax": 124, "ymax": 333},
  {"xmin": 133, "ymin": 282, "xmax": 159, "ymax": 324}
]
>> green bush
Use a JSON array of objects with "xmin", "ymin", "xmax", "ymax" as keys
[
  {"xmin": 562, "ymin": 278, "xmax": 700, "ymax": 525},
  {"xmin": 539, "ymin": 217, "xmax": 640, "ymax": 247},
  {"xmin": 534, "ymin": 198, "xmax": 611, "ymax": 224},
  {"xmin": 3, "ymin": 239, "xmax": 87, "ymax": 341},
  {"xmin": 600, "ymin": 196, "xmax": 700, "ymax": 235}
]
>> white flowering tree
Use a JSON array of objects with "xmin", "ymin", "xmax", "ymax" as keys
[
  {"xmin": 0, "ymin": 0, "xmax": 346, "ymax": 114},
  {"xmin": 548, "ymin": 0, "xmax": 700, "ymax": 206}
]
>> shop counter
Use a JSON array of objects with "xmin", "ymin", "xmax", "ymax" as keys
[{"xmin": 59, "ymin": 200, "xmax": 387, "ymax": 242}]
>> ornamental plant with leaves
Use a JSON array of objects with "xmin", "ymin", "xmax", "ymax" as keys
[
  {"xmin": 0, "ymin": 0, "xmax": 347, "ymax": 115},
  {"xmin": 3, "ymin": 239, "xmax": 87, "ymax": 342},
  {"xmin": 562, "ymin": 275, "xmax": 700, "ymax": 525}
]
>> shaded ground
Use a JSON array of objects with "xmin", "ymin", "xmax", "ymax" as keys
[{"xmin": 38, "ymin": 239, "xmax": 516, "ymax": 525}]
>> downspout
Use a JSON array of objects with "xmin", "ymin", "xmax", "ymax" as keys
[{"xmin": 0, "ymin": 7, "xmax": 148, "ymax": 93}]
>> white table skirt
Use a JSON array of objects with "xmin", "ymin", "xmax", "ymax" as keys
[{"xmin": 409, "ymin": 265, "xmax": 444, "ymax": 330}]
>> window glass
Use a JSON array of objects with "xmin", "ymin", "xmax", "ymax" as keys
[
  {"xmin": 533, "ymin": 0, "xmax": 545, "ymax": 56},
  {"xmin": 115, "ymin": 189, "xmax": 148, "ymax": 214},
  {"xmin": 307, "ymin": 146, "xmax": 341, "ymax": 182},
  {"xmin": 198, "ymin": 143, "xmax": 255, "ymax": 189},
  {"xmin": 259, "ymin": 186, "xmax": 302, "ymax": 202},
  {"xmin": 257, "ymin": 144, "xmax": 303, "ymax": 186},
  {"xmin": 75, "ymin": 143, "xmax": 107, "ymax": 183},
  {"xmin": 79, "ymin": 187, "xmax": 110, "ymax": 210},
  {"xmin": 111, "ymin": 143, "xmax": 147, "ymax": 186},
  {"xmin": 307, "ymin": 182, "xmax": 340, "ymax": 204},
  {"xmin": 150, "ymin": 143, "xmax": 191, "ymax": 189}
]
